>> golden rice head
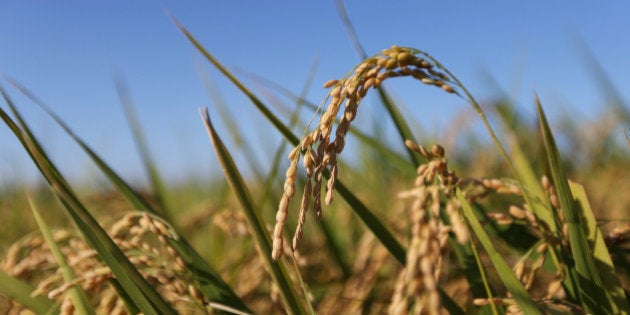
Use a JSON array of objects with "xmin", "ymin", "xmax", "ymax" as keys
[
  {"xmin": 390, "ymin": 141, "xmax": 462, "ymax": 314},
  {"xmin": 0, "ymin": 213, "xmax": 208, "ymax": 314},
  {"xmin": 272, "ymin": 46, "xmax": 460, "ymax": 260}
]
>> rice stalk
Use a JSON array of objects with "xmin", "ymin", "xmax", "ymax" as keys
[
  {"xmin": 457, "ymin": 189, "xmax": 542, "ymax": 314},
  {"xmin": 27, "ymin": 196, "xmax": 94, "ymax": 315}
]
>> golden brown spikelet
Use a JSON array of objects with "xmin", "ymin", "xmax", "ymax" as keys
[{"xmin": 390, "ymin": 141, "xmax": 462, "ymax": 314}]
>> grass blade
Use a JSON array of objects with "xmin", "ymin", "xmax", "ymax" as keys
[
  {"xmin": 467, "ymin": 232, "xmax": 500, "ymax": 315},
  {"xmin": 27, "ymin": 196, "xmax": 95, "ymax": 315},
  {"xmin": 109, "ymin": 280, "xmax": 141, "ymax": 314},
  {"xmin": 5, "ymin": 77, "xmax": 157, "ymax": 216},
  {"xmin": 165, "ymin": 240, "xmax": 252, "ymax": 313},
  {"xmin": 197, "ymin": 66, "xmax": 269, "ymax": 184},
  {"xmin": 570, "ymin": 181, "xmax": 630, "ymax": 314},
  {"xmin": 535, "ymin": 95, "xmax": 611, "ymax": 314},
  {"xmin": 497, "ymin": 117, "xmax": 569, "ymax": 289},
  {"xmin": 0, "ymin": 87, "xmax": 176, "ymax": 315},
  {"xmin": 4, "ymin": 79, "xmax": 251, "ymax": 313},
  {"xmin": 115, "ymin": 78, "xmax": 173, "ymax": 220},
  {"xmin": 0, "ymin": 270, "xmax": 55, "ymax": 314},
  {"xmin": 170, "ymin": 15, "xmax": 299, "ymax": 146},
  {"xmin": 457, "ymin": 188, "xmax": 541, "ymax": 314},
  {"xmin": 200, "ymin": 107, "xmax": 306, "ymax": 314},
  {"xmin": 495, "ymin": 108, "xmax": 557, "ymax": 233},
  {"xmin": 332, "ymin": 180, "xmax": 406, "ymax": 264}
]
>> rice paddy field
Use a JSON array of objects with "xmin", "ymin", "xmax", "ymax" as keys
[{"xmin": 1, "ymin": 9, "xmax": 629, "ymax": 315}]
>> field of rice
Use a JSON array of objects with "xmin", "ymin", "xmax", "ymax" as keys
[{"xmin": 0, "ymin": 10, "xmax": 629, "ymax": 315}]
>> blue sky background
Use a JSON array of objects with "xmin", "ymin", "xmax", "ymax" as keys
[{"xmin": 1, "ymin": 1, "xmax": 629, "ymax": 187}]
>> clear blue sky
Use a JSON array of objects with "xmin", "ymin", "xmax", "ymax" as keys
[{"xmin": 1, "ymin": 1, "xmax": 629, "ymax": 186}]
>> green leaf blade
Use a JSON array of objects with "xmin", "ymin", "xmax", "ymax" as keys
[
  {"xmin": 28, "ymin": 196, "xmax": 95, "ymax": 315},
  {"xmin": 0, "ymin": 270, "xmax": 56, "ymax": 314},
  {"xmin": 457, "ymin": 189, "xmax": 541, "ymax": 315},
  {"xmin": 535, "ymin": 95, "xmax": 612, "ymax": 314},
  {"xmin": 200, "ymin": 107, "xmax": 305, "ymax": 315}
]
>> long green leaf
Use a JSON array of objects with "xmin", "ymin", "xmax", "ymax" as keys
[
  {"xmin": 0, "ymin": 87, "xmax": 175, "ymax": 315},
  {"xmin": 28, "ymin": 196, "xmax": 95, "ymax": 315},
  {"xmin": 4, "ymin": 79, "xmax": 251, "ymax": 313},
  {"xmin": 332, "ymin": 180, "xmax": 406, "ymax": 263},
  {"xmin": 505, "ymin": 134, "xmax": 558, "ymax": 234},
  {"xmin": 109, "ymin": 280, "xmax": 141, "ymax": 315},
  {"xmin": 166, "ymin": 240, "xmax": 252, "ymax": 314},
  {"xmin": 197, "ymin": 66, "xmax": 268, "ymax": 184},
  {"xmin": 170, "ymin": 16, "xmax": 299, "ymax": 146},
  {"xmin": 500, "ymin": 122, "xmax": 570, "ymax": 289},
  {"xmin": 115, "ymin": 78, "xmax": 173, "ymax": 219},
  {"xmin": 535, "ymin": 95, "xmax": 611, "ymax": 314},
  {"xmin": 457, "ymin": 189, "xmax": 541, "ymax": 314},
  {"xmin": 569, "ymin": 181, "xmax": 629, "ymax": 314},
  {"xmin": 200, "ymin": 107, "xmax": 305, "ymax": 314},
  {"xmin": 4, "ymin": 78, "xmax": 157, "ymax": 216},
  {"xmin": 467, "ymin": 232, "xmax": 500, "ymax": 315},
  {"xmin": 0, "ymin": 270, "xmax": 55, "ymax": 314}
]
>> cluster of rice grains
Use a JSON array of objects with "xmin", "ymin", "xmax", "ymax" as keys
[
  {"xmin": 389, "ymin": 147, "xmax": 605, "ymax": 314},
  {"xmin": 0, "ymin": 213, "xmax": 205, "ymax": 314},
  {"xmin": 389, "ymin": 141, "xmax": 464, "ymax": 315},
  {"xmin": 272, "ymin": 46, "xmax": 459, "ymax": 261}
]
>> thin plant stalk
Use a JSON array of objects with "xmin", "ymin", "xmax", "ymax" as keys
[
  {"xmin": 200, "ymin": 107, "xmax": 306, "ymax": 315},
  {"xmin": 28, "ymin": 196, "xmax": 95, "ymax": 315},
  {"xmin": 457, "ymin": 189, "xmax": 541, "ymax": 314},
  {"xmin": 115, "ymin": 78, "xmax": 174, "ymax": 220}
]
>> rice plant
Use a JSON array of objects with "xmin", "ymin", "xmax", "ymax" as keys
[{"xmin": 0, "ymin": 14, "xmax": 628, "ymax": 315}]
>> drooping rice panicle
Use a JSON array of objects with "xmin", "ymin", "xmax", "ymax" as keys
[{"xmin": 273, "ymin": 46, "xmax": 460, "ymax": 259}]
